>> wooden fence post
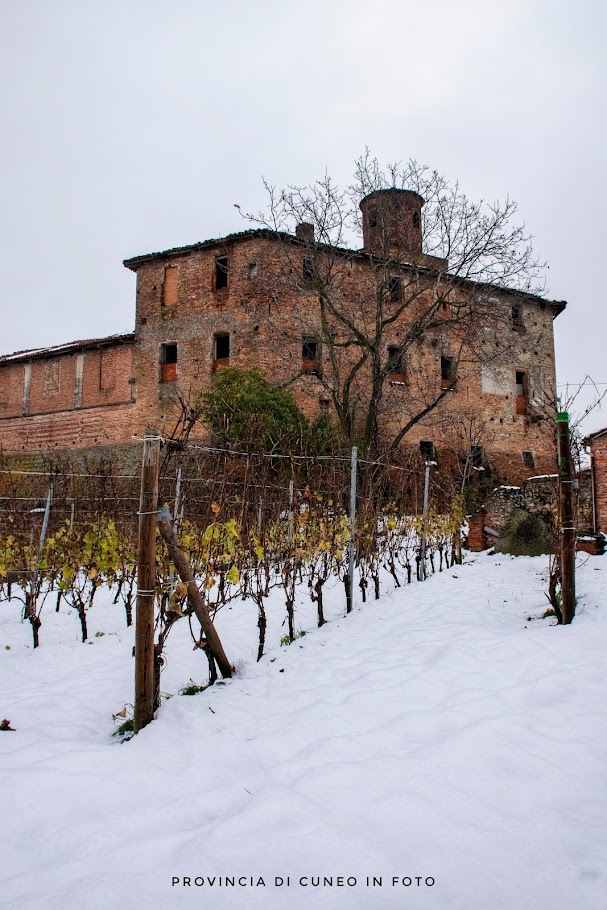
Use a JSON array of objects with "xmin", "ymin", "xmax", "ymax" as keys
[
  {"xmin": 134, "ymin": 428, "xmax": 161, "ymax": 733},
  {"xmin": 557, "ymin": 411, "xmax": 576, "ymax": 625},
  {"xmin": 418, "ymin": 462, "xmax": 431, "ymax": 580},
  {"xmin": 347, "ymin": 446, "xmax": 357, "ymax": 613}
]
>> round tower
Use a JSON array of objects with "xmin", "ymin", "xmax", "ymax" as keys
[{"xmin": 360, "ymin": 188, "xmax": 424, "ymax": 258}]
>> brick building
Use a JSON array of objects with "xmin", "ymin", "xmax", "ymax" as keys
[
  {"xmin": 0, "ymin": 189, "xmax": 566, "ymax": 481},
  {"xmin": 586, "ymin": 427, "xmax": 607, "ymax": 533}
]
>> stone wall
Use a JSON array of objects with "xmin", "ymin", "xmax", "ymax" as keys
[{"xmin": 467, "ymin": 470, "xmax": 601, "ymax": 553}]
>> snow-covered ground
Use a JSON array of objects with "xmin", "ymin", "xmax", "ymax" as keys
[{"xmin": 1, "ymin": 552, "xmax": 606, "ymax": 910}]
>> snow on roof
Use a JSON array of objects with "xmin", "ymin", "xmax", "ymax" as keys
[
  {"xmin": 0, "ymin": 333, "xmax": 135, "ymax": 365},
  {"xmin": 586, "ymin": 426, "xmax": 607, "ymax": 442}
]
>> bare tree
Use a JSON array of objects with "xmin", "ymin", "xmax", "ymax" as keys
[{"xmin": 238, "ymin": 152, "xmax": 547, "ymax": 457}]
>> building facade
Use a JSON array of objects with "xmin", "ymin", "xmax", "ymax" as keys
[
  {"xmin": 0, "ymin": 190, "xmax": 565, "ymax": 481},
  {"xmin": 587, "ymin": 427, "xmax": 607, "ymax": 534}
]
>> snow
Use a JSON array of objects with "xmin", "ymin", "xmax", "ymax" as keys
[{"xmin": 1, "ymin": 553, "xmax": 606, "ymax": 909}]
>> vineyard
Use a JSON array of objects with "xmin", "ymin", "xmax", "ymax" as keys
[
  {"xmin": 0, "ymin": 442, "xmax": 464, "ymax": 727},
  {"xmin": 2, "ymin": 445, "xmax": 605, "ymax": 910}
]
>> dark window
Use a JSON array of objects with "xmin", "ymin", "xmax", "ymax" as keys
[
  {"xmin": 248, "ymin": 262, "xmax": 258, "ymax": 279},
  {"xmin": 515, "ymin": 371, "xmax": 526, "ymax": 395},
  {"xmin": 215, "ymin": 334, "xmax": 230, "ymax": 360},
  {"xmin": 516, "ymin": 370, "xmax": 527, "ymax": 414},
  {"xmin": 213, "ymin": 334, "xmax": 230, "ymax": 372},
  {"xmin": 420, "ymin": 440, "xmax": 435, "ymax": 461},
  {"xmin": 368, "ymin": 207, "xmax": 378, "ymax": 228},
  {"xmin": 512, "ymin": 305, "xmax": 523, "ymax": 326},
  {"xmin": 412, "ymin": 211, "xmax": 421, "ymax": 229},
  {"xmin": 470, "ymin": 445, "xmax": 484, "ymax": 468},
  {"xmin": 161, "ymin": 343, "xmax": 177, "ymax": 381},
  {"xmin": 303, "ymin": 256, "xmax": 316, "ymax": 281},
  {"xmin": 388, "ymin": 346, "xmax": 405, "ymax": 378},
  {"xmin": 162, "ymin": 343, "xmax": 177, "ymax": 364},
  {"xmin": 441, "ymin": 356, "xmax": 455, "ymax": 388},
  {"xmin": 302, "ymin": 338, "xmax": 319, "ymax": 373},
  {"xmin": 215, "ymin": 255, "xmax": 228, "ymax": 289},
  {"xmin": 522, "ymin": 450, "xmax": 535, "ymax": 468},
  {"xmin": 388, "ymin": 276, "xmax": 401, "ymax": 303}
]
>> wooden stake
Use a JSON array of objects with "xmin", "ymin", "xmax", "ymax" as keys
[
  {"xmin": 419, "ymin": 462, "xmax": 431, "ymax": 580},
  {"xmin": 156, "ymin": 511, "xmax": 233, "ymax": 679},
  {"xmin": 347, "ymin": 446, "xmax": 357, "ymax": 613},
  {"xmin": 134, "ymin": 428, "xmax": 160, "ymax": 733},
  {"xmin": 556, "ymin": 412, "xmax": 576, "ymax": 625}
]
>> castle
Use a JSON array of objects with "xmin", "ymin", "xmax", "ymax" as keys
[{"xmin": 0, "ymin": 189, "xmax": 565, "ymax": 481}]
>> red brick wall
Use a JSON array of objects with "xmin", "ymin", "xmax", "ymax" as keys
[
  {"xmin": 0, "ymin": 362, "xmax": 25, "ymax": 418},
  {"xmin": 591, "ymin": 434, "xmax": 607, "ymax": 533},
  {"xmin": 0, "ymin": 343, "xmax": 137, "ymax": 451}
]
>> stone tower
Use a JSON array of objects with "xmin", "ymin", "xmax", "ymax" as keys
[{"xmin": 360, "ymin": 188, "xmax": 424, "ymax": 258}]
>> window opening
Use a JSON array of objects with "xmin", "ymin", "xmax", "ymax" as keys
[
  {"xmin": 248, "ymin": 262, "xmax": 258, "ymax": 279},
  {"xmin": 522, "ymin": 450, "xmax": 535, "ymax": 469},
  {"xmin": 388, "ymin": 276, "xmax": 401, "ymax": 303},
  {"xmin": 215, "ymin": 255, "xmax": 228, "ymax": 290},
  {"xmin": 388, "ymin": 346, "xmax": 405, "ymax": 381},
  {"xmin": 368, "ymin": 207, "xmax": 378, "ymax": 228},
  {"xmin": 161, "ymin": 343, "xmax": 178, "ymax": 382},
  {"xmin": 512, "ymin": 304, "xmax": 523, "ymax": 326},
  {"xmin": 412, "ymin": 211, "xmax": 421, "ymax": 229},
  {"xmin": 302, "ymin": 338, "xmax": 319, "ymax": 374},
  {"xmin": 441, "ymin": 356, "xmax": 455, "ymax": 389},
  {"xmin": 420, "ymin": 440, "xmax": 435, "ymax": 462},
  {"xmin": 303, "ymin": 256, "xmax": 316, "ymax": 282},
  {"xmin": 516, "ymin": 370, "xmax": 527, "ymax": 414},
  {"xmin": 213, "ymin": 334, "xmax": 230, "ymax": 371}
]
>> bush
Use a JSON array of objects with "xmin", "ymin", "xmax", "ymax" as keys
[
  {"xmin": 495, "ymin": 509, "xmax": 552, "ymax": 557},
  {"xmin": 201, "ymin": 368, "xmax": 308, "ymax": 453}
]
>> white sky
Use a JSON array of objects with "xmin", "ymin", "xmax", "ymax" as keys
[{"xmin": 1, "ymin": 0, "xmax": 606, "ymax": 431}]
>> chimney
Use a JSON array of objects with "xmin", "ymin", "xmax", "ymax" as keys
[{"xmin": 295, "ymin": 222, "xmax": 315, "ymax": 243}]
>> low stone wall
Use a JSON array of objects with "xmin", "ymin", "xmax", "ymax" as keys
[{"xmin": 467, "ymin": 471, "xmax": 600, "ymax": 553}]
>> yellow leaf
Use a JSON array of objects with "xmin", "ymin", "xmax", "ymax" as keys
[
  {"xmin": 255, "ymin": 545, "xmax": 264, "ymax": 560},
  {"xmin": 226, "ymin": 565, "xmax": 240, "ymax": 585},
  {"xmin": 211, "ymin": 502, "xmax": 220, "ymax": 515}
]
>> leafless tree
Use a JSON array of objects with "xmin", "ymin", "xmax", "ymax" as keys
[{"xmin": 238, "ymin": 151, "xmax": 547, "ymax": 457}]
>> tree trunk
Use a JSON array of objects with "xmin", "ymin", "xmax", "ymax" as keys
[
  {"xmin": 25, "ymin": 592, "xmax": 40, "ymax": 649},
  {"xmin": 314, "ymin": 579, "xmax": 326, "ymax": 627},
  {"xmin": 78, "ymin": 605, "xmax": 88, "ymax": 643},
  {"xmin": 254, "ymin": 593, "xmax": 267, "ymax": 662},
  {"xmin": 29, "ymin": 613, "xmax": 41, "ymax": 649}
]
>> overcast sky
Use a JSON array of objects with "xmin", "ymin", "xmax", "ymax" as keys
[{"xmin": 1, "ymin": 0, "xmax": 606, "ymax": 430}]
